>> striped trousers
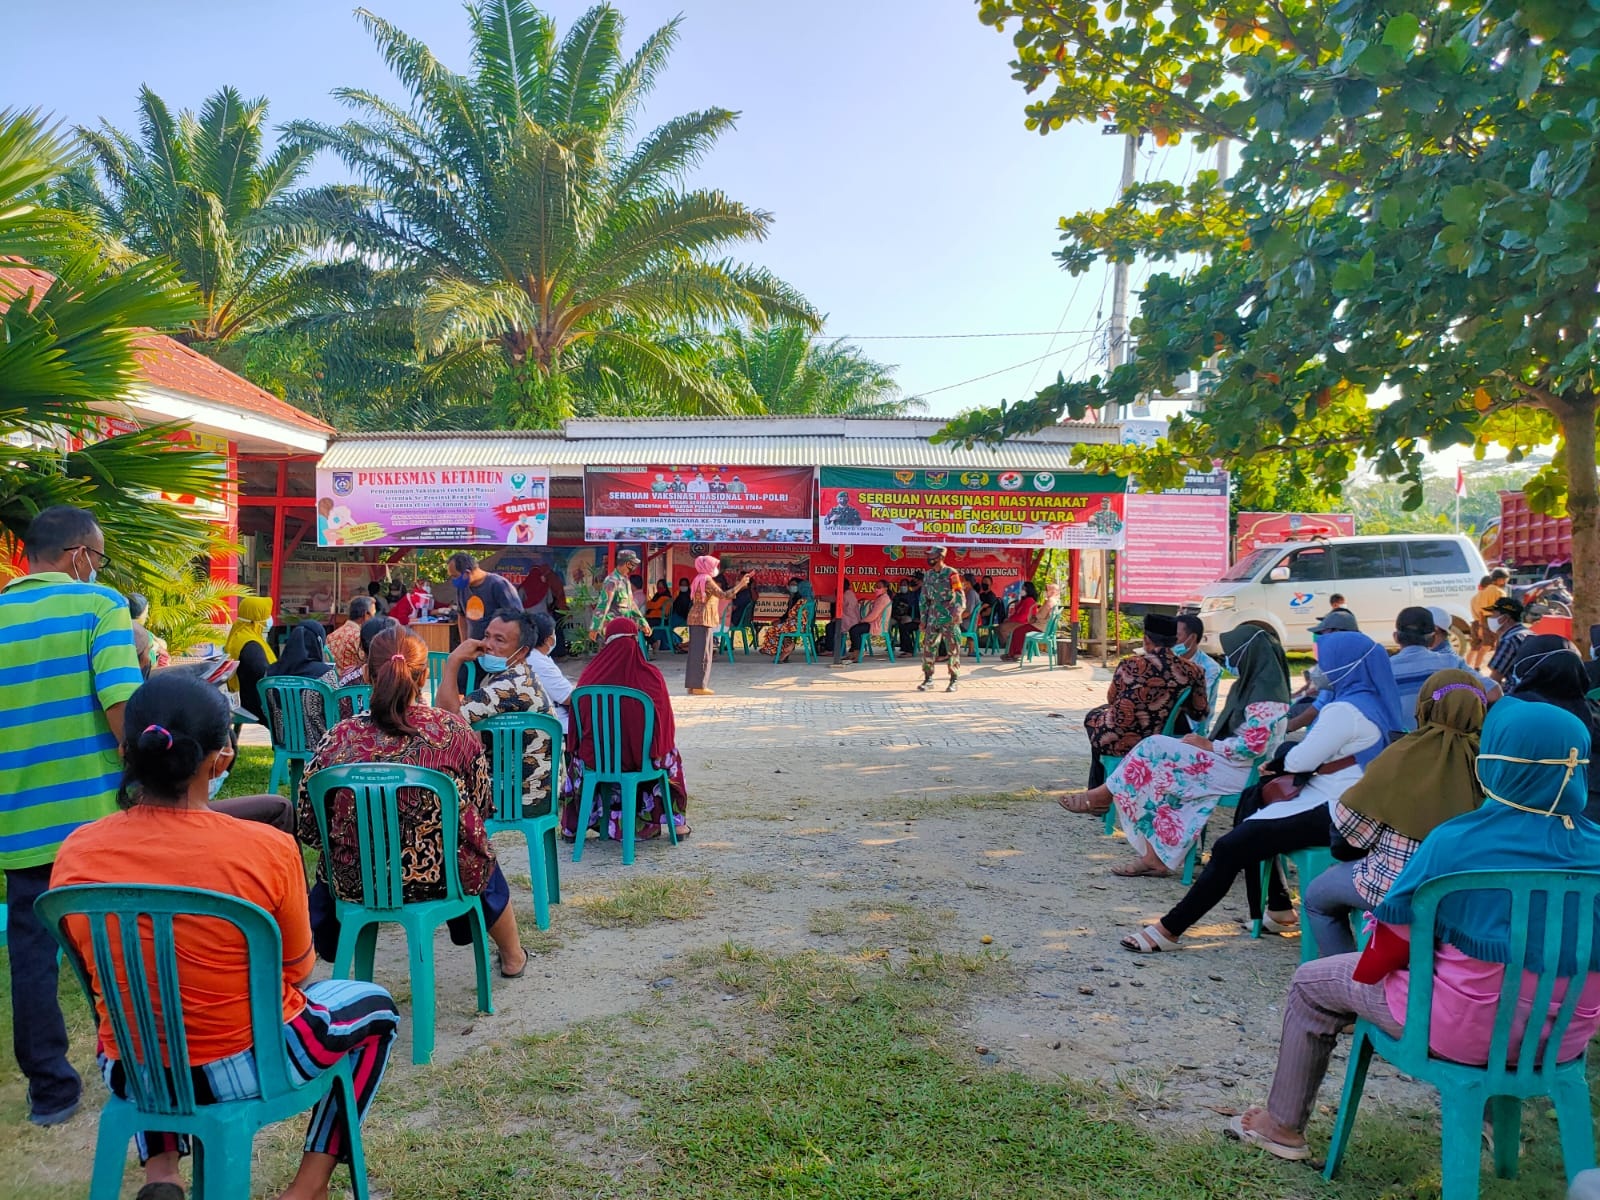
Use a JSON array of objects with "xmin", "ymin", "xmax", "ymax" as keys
[
  {"xmin": 1265, "ymin": 953, "xmax": 1403, "ymax": 1131},
  {"xmin": 101, "ymin": 978, "xmax": 399, "ymax": 1164}
]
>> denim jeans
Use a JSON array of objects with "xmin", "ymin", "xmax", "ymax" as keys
[{"xmin": 6, "ymin": 864, "xmax": 80, "ymax": 1118}]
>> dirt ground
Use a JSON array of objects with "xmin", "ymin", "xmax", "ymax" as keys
[{"xmin": 308, "ymin": 648, "xmax": 1423, "ymax": 1127}]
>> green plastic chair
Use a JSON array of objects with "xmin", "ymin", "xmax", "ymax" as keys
[
  {"xmin": 304, "ymin": 764, "xmax": 494, "ymax": 1065},
  {"xmin": 36, "ymin": 883, "xmax": 370, "ymax": 1200},
  {"xmin": 569, "ymin": 685, "xmax": 677, "ymax": 866},
  {"xmin": 1324, "ymin": 868, "xmax": 1600, "ymax": 1197},
  {"xmin": 955, "ymin": 606, "xmax": 984, "ymax": 664},
  {"xmin": 711, "ymin": 623, "xmax": 737, "ymax": 664},
  {"xmin": 857, "ymin": 624, "xmax": 897, "ymax": 663},
  {"xmin": 1249, "ymin": 845, "xmax": 1338, "ymax": 962},
  {"xmin": 730, "ymin": 611, "xmax": 758, "ymax": 654},
  {"xmin": 1177, "ymin": 766, "xmax": 1261, "ymax": 886},
  {"xmin": 258, "ymin": 676, "xmax": 336, "ymax": 798},
  {"xmin": 773, "ymin": 600, "xmax": 817, "ymax": 664},
  {"xmin": 426, "ymin": 653, "xmax": 477, "ymax": 702},
  {"xmin": 980, "ymin": 606, "xmax": 1004, "ymax": 653},
  {"xmin": 472, "ymin": 711, "xmax": 565, "ymax": 931},
  {"xmin": 333, "ymin": 683, "xmax": 372, "ymax": 718},
  {"xmin": 1022, "ymin": 613, "xmax": 1061, "ymax": 668},
  {"xmin": 1102, "ymin": 687, "xmax": 1193, "ymax": 835}
]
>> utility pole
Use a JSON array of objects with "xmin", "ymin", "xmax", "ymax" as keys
[{"xmin": 1105, "ymin": 129, "xmax": 1140, "ymax": 390}]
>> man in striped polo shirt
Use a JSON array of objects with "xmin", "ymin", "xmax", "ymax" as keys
[{"xmin": 1, "ymin": 505, "xmax": 141, "ymax": 1126}]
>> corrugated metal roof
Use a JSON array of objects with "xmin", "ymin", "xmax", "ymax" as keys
[{"xmin": 320, "ymin": 425, "xmax": 1117, "ymax": 471}]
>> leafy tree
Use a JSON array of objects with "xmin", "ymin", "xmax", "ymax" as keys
[
  {"xmin": 713, "ymin": 324, "xmax": 919, "ymax": 417},
  {"xmin": 60, "ymin": 86, "xmax": 356, "ymax": 346},
  {"xmin": 943, "ymin": 0, "xmax": 1600, "ymax": 641},
  {"xmin": 0, "ymin": 109, "xmax": 225, "ymax": 592},
  {"xmin": 291, "ymin": 1, "xmax": 817, "ymax": 427}
]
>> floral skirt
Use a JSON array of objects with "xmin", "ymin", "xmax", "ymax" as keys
[
  {"xmin": 1107, "ymin": 735, "xmax": 1256, "ymax": 870},
  {"xmin": 559, "ymin": 747, "xmax": 689, "ymax": 841}
]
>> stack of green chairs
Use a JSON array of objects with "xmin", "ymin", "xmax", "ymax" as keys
[
  {"xmin": 569, "ymin": 686, "xmax": 677, "ymax": 865},
  {"xmin": 259, "ymin": 676, "xmax": 336, "ymax": 798},
  {"xmin": 304, "ymin": 763, "xmax": 494, "ymax": 1064},
  {"xmin": 37, "ymin": 883, "xmax": 371, "ymax": 1200},
  {"xmin": 473, "ymin": 710, "xmax": 565, "ymax": 931},
  {"xmin": 1323, "ymin": 868, "xmax": 1600, "ymax": 1198}
]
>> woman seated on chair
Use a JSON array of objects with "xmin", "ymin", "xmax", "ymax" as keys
[
  {"xmin": 1302, "ymin": 669, "xmax": 1487, "ymax": 957},
  {"xmin": 998, "ymin": 581, "xmax": 1042, "ymax": 661},
  {"xmin": 1503, "ymin": 633, "xmax": 1600, "ymax": 821},
  {"xmin": 758, "ymin": 578, "xmax": 813, "ymax": 660},
  {"xmin": 562, "ymin": 618, "xmax": 690, "ymax": 842},
  {"xmin": 1119, "ymin": 630, "xmax": 1403, "ymax": 951},
  {"xmin": 296, "ymin": 626, "xmax": 529, "ymax": 978},
  {"xmin": 1060, "ymin": 625, "xmax": 1294, "ymax": 877},
  {"xmin": 1229, "ymin": 697, "xmax": 1600, "ymax": 1161},
  {"xmin": 51, "ymin": 671, "xmax": 400, "ymax": 1200},
  {"xmin": 262, "ymin": 620, "xmax": 338, "ymax": 745},
  {"xmin": 644, "ymin": 580, "xmax": 681, "ymax": 653}
]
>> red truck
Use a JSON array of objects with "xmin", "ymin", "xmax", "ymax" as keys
[{"xmin": 1482, "ymin": 491, "xmax": 1570, "ymax": 571}]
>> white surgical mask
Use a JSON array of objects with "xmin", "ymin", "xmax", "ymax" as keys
[
  {"xmin": 1487, "ymin": 616, "xmax": 1504, "ymax": 632},
  {"xmin": 207, "ymin": 770, "xmax": 229, "ymax": 800}
]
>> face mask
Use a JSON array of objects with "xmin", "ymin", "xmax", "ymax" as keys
[
  {"xmin": 453, "ymin": 572, "xmax": 470, "ymax": 589},
  {"xmin": 1508, "ymin": 647, "xmax": 1582, "ymax": 692},
  {"xmin": 1222, "ymin": 629, "xmax": 1262, "ymax": 674},
  {"xmin": 264, "ymin": 616, "xmax": 274, "ymax": 632},
  {"xmin": 207, "ymin": 771, "xmax": 229, "ymax": 800},
  {"xmin": 1488, "ymin": 616, "xmax": 1504, "ymax": 632},
  {"xmin": 478, "ymin": 653, "xmax": 509, "ymax": 673},
  {"xmin": 1308, "ymin": 652, "xmax": 1365, "ymax": 694},
  {"xmin": 1174, "ymin": 642, "xmax": 1192, "ymax": 657},
  {"xmin": 788, "ymin": 585, "xmax": 799, "ymax": 594}
]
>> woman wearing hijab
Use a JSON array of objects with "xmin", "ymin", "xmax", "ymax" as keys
[
  {"xmin": 1505, "ymin": 633, "xmax": 1600, "ymax": 822},
  {"xmin": 685, "ymin": 554, "xmax": 751, "ymax": 695},
  {"xmin": 1303, "ymin": 669, "xmax": 1488, "ymax": 957},
  {"xmin": 1060, "ymin": 626, "xmax": 1293, "ymax": 877},
  {"xmin": 224, "ymin": 594, "xmax": 277, "ymax": 720},
  {"xmin": 1121, "ymin": 630, "xmax": 1402, "ymax": 952},
  {"xmin": 265, "ymin": 621, "xmax": 335, "ymax": 681},
  {"xmin": 1229, "ymin": 697, "xmax": 1600, "ymax": 1161},
  {"xmin": 758, "ymin": 578, "xmax": 814, "ymax": 660},
  {"xmin": 561, "ymin": 617, "xmax": 690, "ymax": 841}
]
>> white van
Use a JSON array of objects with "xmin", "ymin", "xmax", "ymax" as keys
[{"xmin": 1187, "ymin": 534, "xmax": 1487, "ymax": 654}]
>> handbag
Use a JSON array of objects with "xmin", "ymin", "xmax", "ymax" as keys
[{"xmin": 1258, "ymin": 755, "xmax": 1358, "ymax": 807}]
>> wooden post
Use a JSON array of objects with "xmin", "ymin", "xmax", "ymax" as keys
[{"xmin": 268, "ymin": 459, "xmax": 288, "ymax": 613}]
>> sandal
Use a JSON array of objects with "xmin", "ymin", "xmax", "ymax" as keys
[
  {"xmin": 1260, "ymin": 911, "xmax": 1300, "ymax": 935},
  {"xmin": 1110, "ymin": 859, "xmax": 1172, "ymax": 878},
  {"xmin": 1120, "ymin": 924, "xmax": 1180, "ymax": 954},
  {"xmin": 1057, "ymin": 792, "xmax": 1111, "ymax": 816},
  {"xmin": 1225, "ymin": 1111, "xmax": 1311, "ymax": 1161},
  {"xmin": 498, "ymin": 944, "xmax": 535, "ymax": 980}
]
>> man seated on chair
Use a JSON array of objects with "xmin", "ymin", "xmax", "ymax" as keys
[
  {"xmin": 1176, "ymin": 614, "xmax": 1222, "ymax": 712},
  {"xmin": 1083, "ymin": 613, "xmax": 1209, "ymax": 785},
  {"xmin": 437, "ymin": 607, "xmax": 557, "ymax": 820}
]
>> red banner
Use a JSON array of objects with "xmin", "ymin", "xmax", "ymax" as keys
[
  {"xmin": 1235, "ymin": 511, "xmax": 1356, "ymax": 558},
  {"xmin": 583, "ymin": 465, "xmax": 814, "ymax": 543}
]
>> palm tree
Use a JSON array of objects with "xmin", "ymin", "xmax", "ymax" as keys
[
  {"xmin": 291, "ymin": 1, "xmax": 817, "ymax": 426},
  {"xmin": 713, "ymin": 324, "xmax": 921, "ymax": 417},
  {"xmin": 60, "ymin": 86, "xmax": 355, "ymax": 347},
  {"xmin": 0, "ymin": 108, "xmax": 224, "ymax": 591}
]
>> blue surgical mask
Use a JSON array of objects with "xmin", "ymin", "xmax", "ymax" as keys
[
  {"xmin": 264, "ymin": 616, "xmax": 274, "ymax": 632},
  {"xmin": 1174, "ymin": 642, "xmax": 1192, "ymax": 657},
  {"xmin": 207, "ymin": 771, "xmax": 229, "ymax": 800},
  {"xmin": 478, "ymin": 653, "xmax": 509, "ymax": 673}
]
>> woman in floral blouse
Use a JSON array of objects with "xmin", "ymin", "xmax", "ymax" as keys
[{"xmin": 298, "ymin": 627, "xmax": 530, "ymax": 977}]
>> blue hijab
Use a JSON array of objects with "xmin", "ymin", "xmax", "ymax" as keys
[
  {"xmin": 1314, "ymin": 631, "xmax": 1404, "ymax": 767},
  {"xmin": 1376, "ymin": 697, "xmax": 1600, "ymax": 975}
]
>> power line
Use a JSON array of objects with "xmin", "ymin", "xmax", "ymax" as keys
[
  {"xmin": 911, "ymin": 336, "xmax": 1098, "ymax": 399},
  {"xmin": 807, "ymin": 329, "xmax": 1101, "ymax": 341}
]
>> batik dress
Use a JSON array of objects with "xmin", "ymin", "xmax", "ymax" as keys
[{"xmin": 1108, "ymin": 700, "xmax": 1288, "ymax": 870}]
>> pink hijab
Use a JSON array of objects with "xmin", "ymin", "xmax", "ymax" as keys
[{"xmin": 690, "ymin": 554, "xmax": 720, "ymax": 601}]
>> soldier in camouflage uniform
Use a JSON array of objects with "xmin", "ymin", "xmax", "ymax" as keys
[{"xmin": 917, "ymin": 546, "xmax": 966, "ymax": 693}]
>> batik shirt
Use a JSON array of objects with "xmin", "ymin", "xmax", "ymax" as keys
[
  {"xmin": 459, "ymin": 660, "xmax": 556, "ymax": 816},
  {"xmin": 919, "ymin": 566, "xmax": 966, "ymax": 629},
  {"xmin": 1084, "ymin": 648, "xmax": 1210, "ymax": 756}
]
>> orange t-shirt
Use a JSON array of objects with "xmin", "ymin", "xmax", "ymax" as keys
[{"xmin": 51, "ymin": 806, "xmax": 313, "ymax": 1065}]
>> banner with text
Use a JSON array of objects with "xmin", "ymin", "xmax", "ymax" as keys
[
  {"xmin": 1235, "ymin": 511, "xmax": 1356, "ymax": 558},
  {"xmin": 817, "ymin": 467, "xmax": 1127, "ymax": 549},
  {"xmin": 582, "ymin": 465, "xmax": 815, "ymax": 543},
  {"xmin": 1121, "ymin": 471, "xmax": 1232, "ymax": 606},
  {"xmin": 316, "ymin": 466, "xmax": 550, "ymax": 546}
]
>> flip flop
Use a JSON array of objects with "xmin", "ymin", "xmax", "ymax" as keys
[
  {"xmin": 1225, "ymin": 1113, "xmax": 1312, "ymax": 1161},
  {"xmin": 1120, "ymin": 924, "xmax": 1180, "ymax": 953},
  {"xmin": 1057, "ymin": 793, "xmax": 1111, "ymax": 816},
  {"xmin": 499, "ymin": 945, "xmax": 535, "ymax": 980},
  {"xmin": 1111, "ymin": 860, "xmax": 1172, "ymax": 878}
]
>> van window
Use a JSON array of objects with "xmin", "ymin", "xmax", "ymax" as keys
[
  {"xmin": 1406, "ymin": 539, "xmax": 1470, "ymax": 576},
  {"xmin": 1335, "ymin": 541, "xmax": 1405, "ymax": 579},
  {"xmin": 1283, "ymin": 545, "xmax": 1333, "ymax": 582}
]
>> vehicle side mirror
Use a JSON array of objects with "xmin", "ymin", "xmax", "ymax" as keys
[{"xmin": 1267, "ymin": 565, "xmax": 1291, "ymax": 583}]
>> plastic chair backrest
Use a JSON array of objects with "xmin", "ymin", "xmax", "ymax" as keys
[
  {"xmin": 473, "ymin": 711, "xmax": 566, "ymax": 824},
  {"xmin": 1392, "ymin": 868, "xmax": 1600, "ymax": 1080},
  {"xmin": 963, "ymin": 606, "xmax": 980, "ymax": 637},
  {"xmin": 334, "ymin": 684, "xmax": 372, "ymax": 715},
  {"xmin": 259, "ymin": 676, "xmax": 335, "ymax": 754},
  {"xmin": 1040, "ymin": 612, "xmax": 1060, "ymax": 639},
  {"xmin": 35, "ymin": 883, "xmax": 299, "ymax": 1113},
  {"xmin": 571, "ymin": 686, "xmax": 656, "ymax": 777},
  {"xmin": 1161, "ymin": 687, "xmax": 1193, "ymax": 736},
  {"xmin": 305, "ymin": 764, "xmax": 467, "ymax": 911}
]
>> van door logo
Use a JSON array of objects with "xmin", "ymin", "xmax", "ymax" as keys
[{"xmin": 1289, "ymin": 592, "xmax": 1315, "ymax": 609}]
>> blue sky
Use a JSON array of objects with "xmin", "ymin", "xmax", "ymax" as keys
[{"xmin": 4, "ymin": 0, "xmax": 1191, "ymax": 416}]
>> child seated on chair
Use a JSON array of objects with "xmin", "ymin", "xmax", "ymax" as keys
[
  {"xmin": 295, "ymin": 626, "xmax": 530, "ymax": 978},
  {"xmin": 50, "ymin": 671, "xmax": 400, "ymax": 1200}
]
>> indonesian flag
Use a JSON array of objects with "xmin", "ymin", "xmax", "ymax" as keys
[{"xmin": 1455, "ymin": 467, "xmax": 1467, "ymax": 497}]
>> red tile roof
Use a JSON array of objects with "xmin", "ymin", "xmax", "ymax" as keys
[{"xmin": 0, "ymin": 265, "xmax": 334, "ymax": 436}]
